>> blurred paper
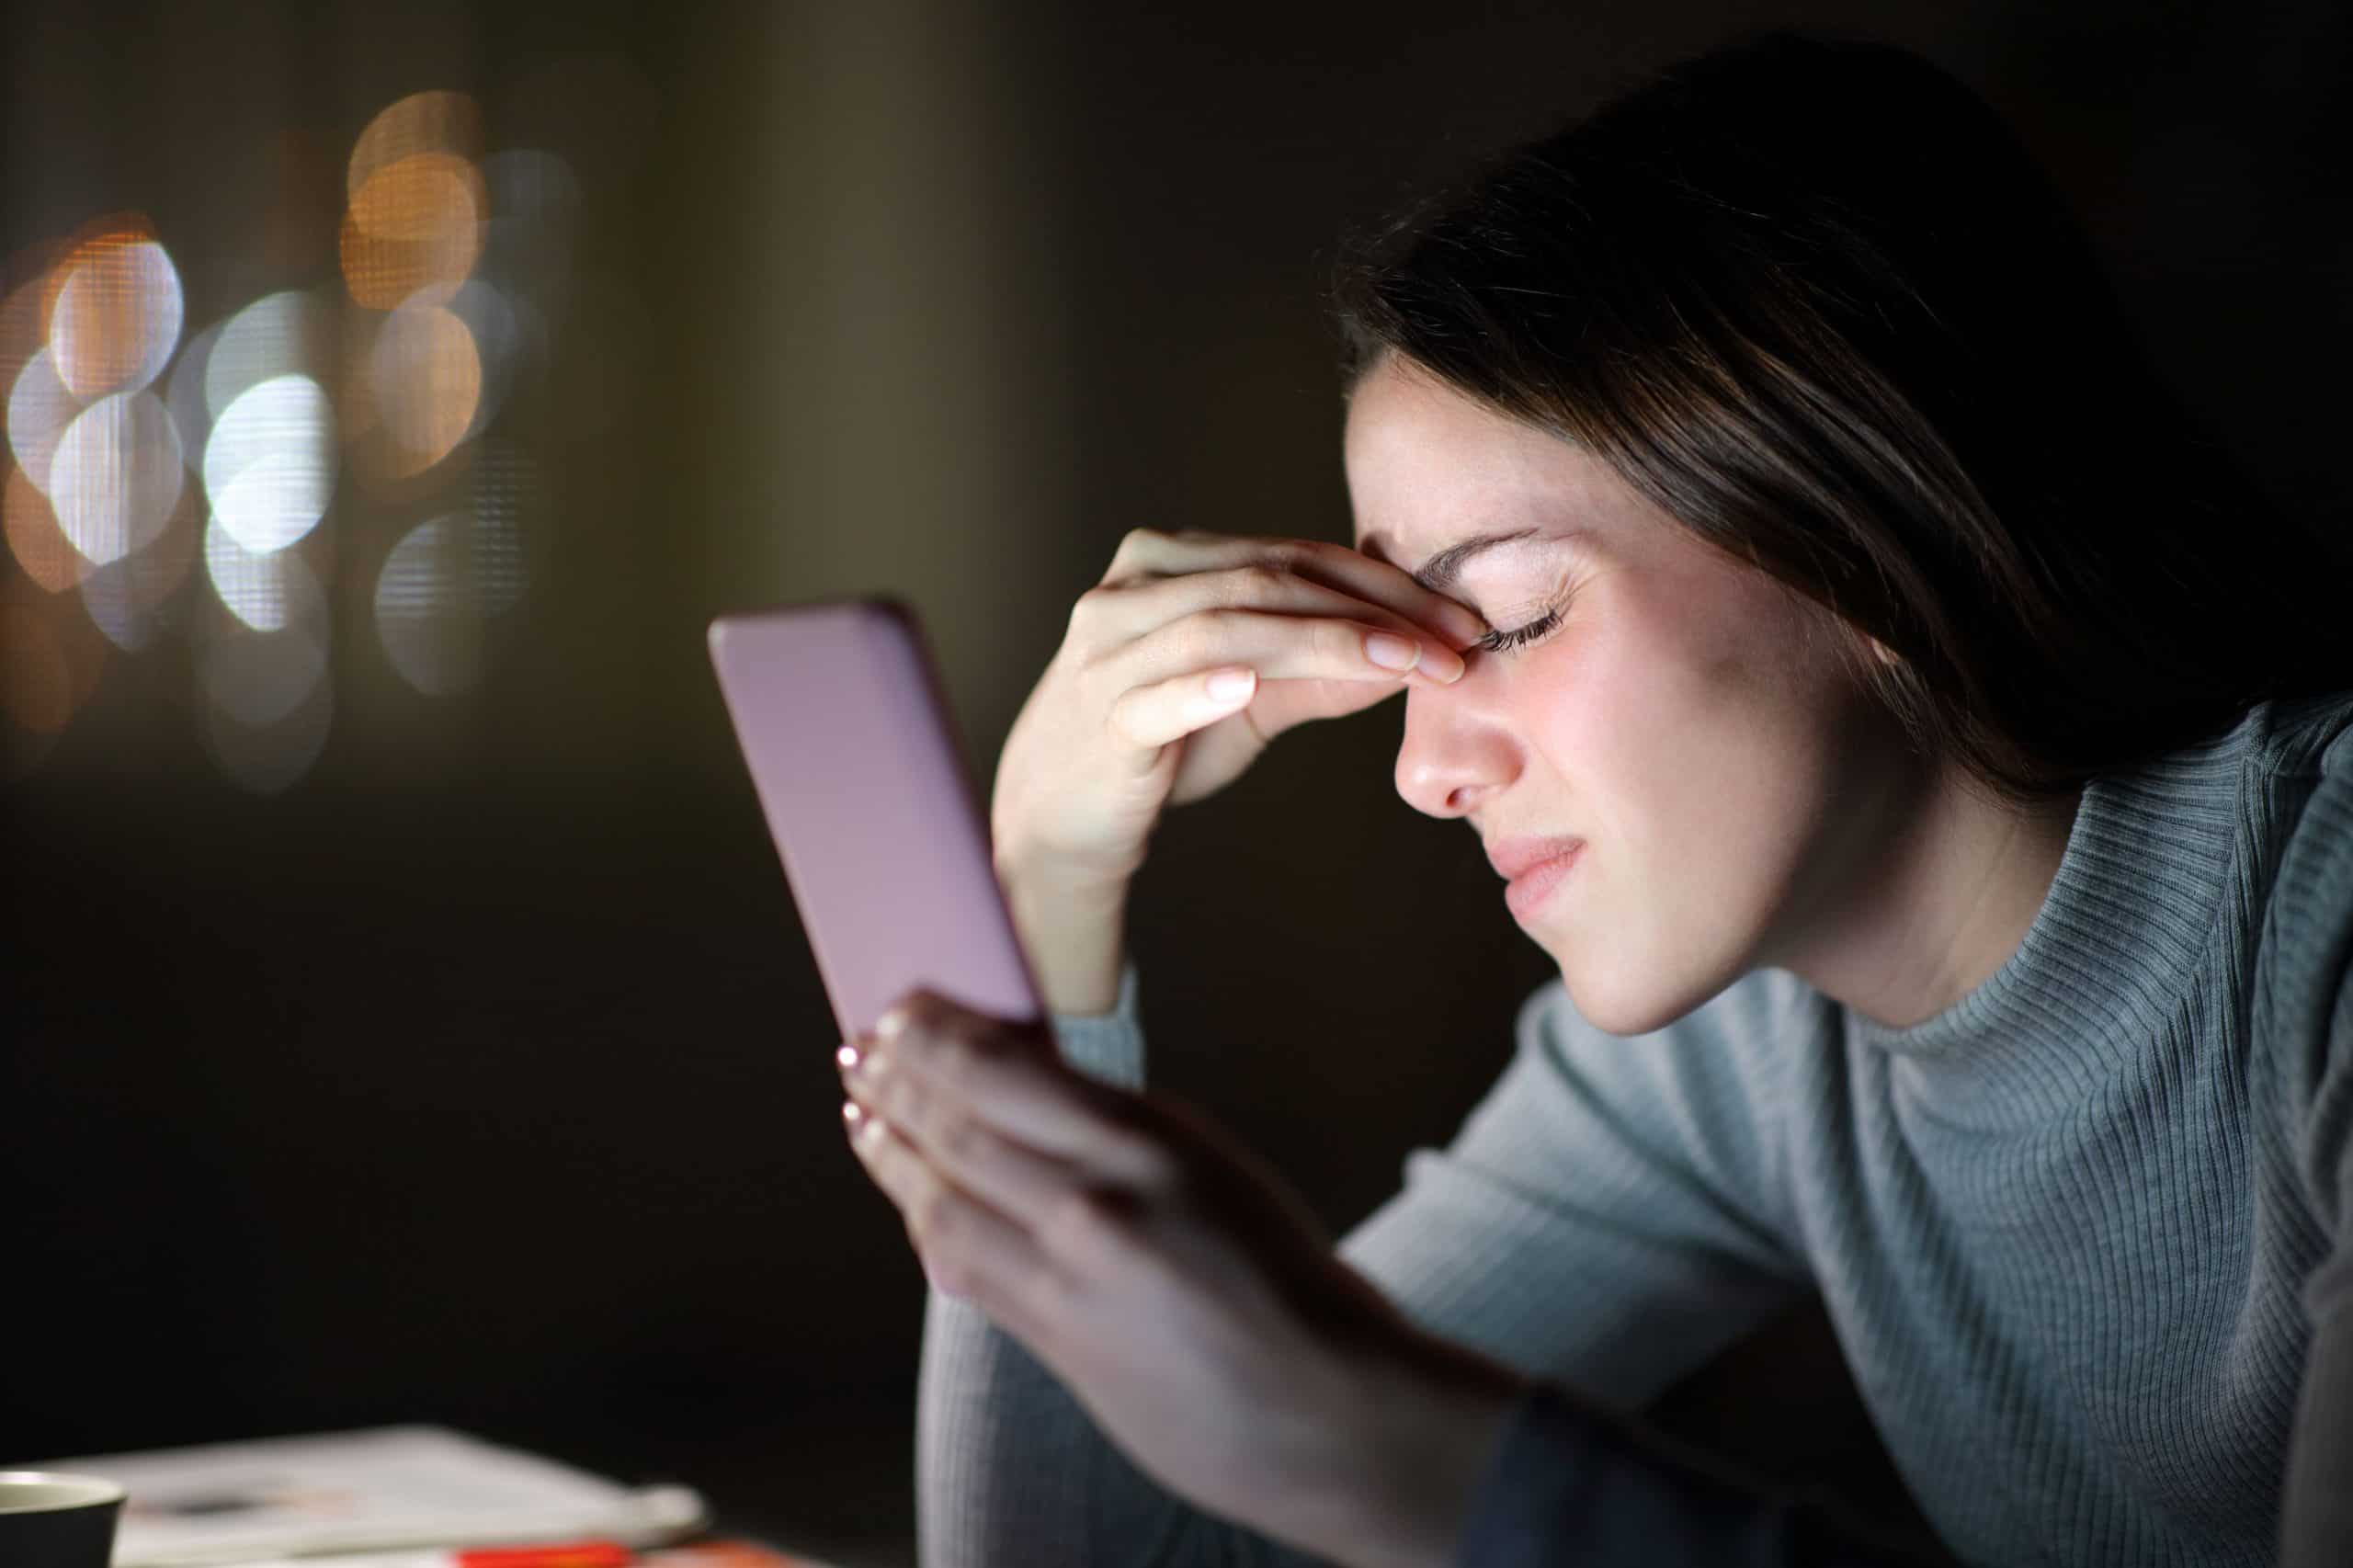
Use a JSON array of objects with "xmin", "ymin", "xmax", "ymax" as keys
[{"xmin": 32, "ymin": 1426, "xmax": 704, "ymax": 1566}]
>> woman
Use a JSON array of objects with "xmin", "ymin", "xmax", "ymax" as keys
[{"xmin": 834, "ymin": 30, "xmax": 2353, "ymax": 1567}]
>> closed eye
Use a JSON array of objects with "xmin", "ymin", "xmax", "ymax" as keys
[{"xmin": 1472, "ymin": 608, "xmax": 1561, "ymax": 655}]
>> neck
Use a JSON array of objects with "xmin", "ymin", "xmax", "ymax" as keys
[{"xmin": 1788, "ymin": 761, "xmax": 2083, "ymax": 1031}]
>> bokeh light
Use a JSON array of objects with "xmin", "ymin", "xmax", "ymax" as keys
[
  {"xmin": 0, "ymin": 599, "xmax": 76, "ymax": 733},
  {"xmin": 0, "ymin": 263, "xmax": 60, "ymax": 397},
  {"xmin": 368, "ymin": 294, "xmax": 482, "ymax": 473},
  {"xmin": 7, "ymin": 347, "xmax": 78, "ymax": 494},
  {"xmin": 202, "ymin": 672, "xmax": 333, "ymax": 795},
  {"xmin": 438, "ymin": 280, "xmax": 517, "ymax": 438},
  {"xmin": 80, "ymin": 488, "xmax": 199, "ymax": 652},
  {"xmin": 1, "ymin": 71, "xmax": 593, "ymax": 780},
  {"xmin": 201, "ymin": 608, "xmax": 328, "ymax": 727},
  {"xmin": 48, "ymin": 390, "xmax": 184, "ymax": 564},
  {"xmin": 340, "ymin": 153, "xmax": 486, "ymax": 311},
  {"xmin": 4, "ymin": 461, "xmax": 89, "ymax": 592},
  {"xmin": 0, "ymin": 582, "xmax": 106, "ymax": 736},
  {"xmin": 347, "ymin": 90, "xmax": 483, "ymax": 204},
  {"xmin": 165, "ymin": 318, "xmax": 222, "ymax": 464},
  {"xmin": 374, "ymin": 513, "xmax": 506, "ymax": 694},
  {"xmin": 204, "ymin": 373, "xmax": 337, "ymax": 553},
  {"xmin": 203, "ymin": 512, "xmax": 324, "ymax": 633},
  {"xmin": 469, "ymin": 438, "xmax": 538, "ymax": 614},
  {"xmin": 204, "ymin": 290, "xmax": 332, "ymax": 421},
  {"xmin": 197, "ymin": 549, "xmax": 334, "ymax": 794},
  {"xmin": 48, "ymin": 234, "xmax": 183, "ymax": 400},
  {"xmin": 477, "ymin": 149, "xmax": 579, "ymax": 324}
]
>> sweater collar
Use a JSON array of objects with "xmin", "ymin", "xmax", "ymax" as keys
[{"xmin": 1841, "ymin": 706, "xmax": 2259, "ymax": 1119}]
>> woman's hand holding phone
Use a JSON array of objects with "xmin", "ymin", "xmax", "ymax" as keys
[
  {"xmin": 839, "ymin": 987, "xmax": 1526, "ymax": 1565},
  {"xmin": 990, "ymin": 528, "xmax": 1488, "ymax": 1012}
]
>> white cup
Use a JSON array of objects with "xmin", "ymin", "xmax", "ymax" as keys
[{"xmin": 0, "ymin": 1471, "xmax": 127, "ymax": 1568}]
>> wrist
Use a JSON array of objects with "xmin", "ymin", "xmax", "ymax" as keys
[
  {"xmin": 995, "ymin": 850, "xmax": 1132, "ymax": 1017},
  {"xmin": 1300, "ymin": 1330, "xmax": 1527, "ymax": 1568}
]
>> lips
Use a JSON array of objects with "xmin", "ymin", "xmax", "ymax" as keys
[{"xmin": 1484, "ymin": 834, "xmax": 1586, "ymax": 881}]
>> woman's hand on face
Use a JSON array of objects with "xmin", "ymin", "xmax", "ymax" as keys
[
  {"xmin": 991, "ymin": 528, "xmax": 1486, "ymax": 892},
  {"xmin": 835, "ymin": 987, "xmax": 1522, "ymax": 1562}
]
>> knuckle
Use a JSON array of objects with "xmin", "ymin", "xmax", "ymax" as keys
[
  {"xmin": 935, "ymin": 1110, "xmax": 987, "ymax": 1170},
  {"xmin": 1329, "ymin": 618, "xmax": 1381, "ymax": 665},
  {"xmin": 1040, "ymin": 1187, "xmax": 1138, "ymax": 1267},
  {"xmin": 1120, "ymin": 1136, "xmax": 1181, "ymax": 1193},
  {"xmin": 1258, "ymin": 539, "xmax": 1313, "ymax": 574},
  {"xmin": 1225, "ymin": 562, "xmax": 1286, "ymax": 603},
  {"xmin": 1110, "ymin": 526, "xmax": 1170, "ymax": 568},
  {"xmin": 1102, "ymin": 685, "xmax": 1146, "ymax": 744},
  {"xmin": 931, "ymin": 1030, "xmax": 989, "ymax": 1091},
  {"xmin": 1088, "ymin": 1098, "xmax": 1179, "ymax": 1189},
  {"xmin": 1178, "ymin": 606, "xmax": 1239, "ymax": 653},
  {"xmin": 883, "ymin": 992, "xmax": 933, "ymax": 1037}
]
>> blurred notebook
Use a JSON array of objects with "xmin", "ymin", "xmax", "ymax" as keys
[{"xmin": 29, "ymin": 1425, "xmax": 705, "ymax": 1566}]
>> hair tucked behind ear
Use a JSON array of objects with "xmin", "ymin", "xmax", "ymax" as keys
[{"xmin": 1332, "ymin": 29, "xmax": 2353, "ymax": 807}]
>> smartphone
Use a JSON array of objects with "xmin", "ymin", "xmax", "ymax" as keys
[{"xmin": 707, "ymin": 597, "xmax": 1045, "ymax": 1045}]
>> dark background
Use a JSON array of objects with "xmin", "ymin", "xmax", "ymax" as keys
[{"xmin": 5, "ymin": 3, "xmax": 2347, "ymax": 1564}]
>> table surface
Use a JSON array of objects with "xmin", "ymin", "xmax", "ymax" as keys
[{"xmin": 487, "ymin": 1389, "xmax": 918, "ymax": 1568}]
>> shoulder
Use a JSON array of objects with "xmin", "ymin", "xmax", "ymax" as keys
[
  {"xmin": 1506, "ymin": 965, "xmax": 1827, "ymax": 1228},
  {"xmin": 2247, "ymin": 693, "xmax": 2353, "ymax": 1224},
  {"xmin": 2253, "ymin": 691, "xmax": 2353, "ymax": 1057},
  {"xmin": 2245, "ymin": 688, "xmax": 2353, "ymax": 783}
]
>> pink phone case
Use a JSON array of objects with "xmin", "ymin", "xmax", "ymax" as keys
[{"xmin": 707, "ymin": 597, "xmax": 1046, "ymax": 1045}]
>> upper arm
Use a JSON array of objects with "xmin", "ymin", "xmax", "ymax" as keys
[
  {"xmin": 2266, "ymin": 722, "xmax": 2353, "ymax": 1566},
  {"xmin": 2279, "ymin": 943, "xmax": 2353, "ymax": 1567},
  {"xmin": 1336, "ymin": 968, "xmax": 1815, "ymax": 1413}
]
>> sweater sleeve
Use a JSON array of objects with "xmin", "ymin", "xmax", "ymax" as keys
[
  {"xmin": 2271, "ymin": 724, "xmax": 2353, "ymax": 1568},
  {"xmin": 915, "ymin": 958, "xmax": 1327, "ymax": 1567},
  {"xmin": 917, "ymin": 962, "xmax": 1844, "ymax": 1566},
  {"xmin": 1453, "ymin": 1382, "xmax": 1956, "ymax": 1567},
  {"xmin": 1338, "ymin": 968, "xmax": 1814, "ymax": 1411}
]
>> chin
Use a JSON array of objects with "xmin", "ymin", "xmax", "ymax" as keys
[{"xmin": 1555, "ymin": 944, "xmax": 1726, "ymax": 1040}]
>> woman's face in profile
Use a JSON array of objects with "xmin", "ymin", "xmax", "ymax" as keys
[{"xmin": 1345, "ymin": 354, "xmax": 1917, "ymax": 1035}]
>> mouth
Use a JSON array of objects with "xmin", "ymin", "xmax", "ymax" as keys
[
  {"xmin": 1501, "ymin": 842, "xmax": 1584, "ymax": 920},
  {"xmin": 1484, "ymin": 834, "xmax": 1585, "ymax": 881}
]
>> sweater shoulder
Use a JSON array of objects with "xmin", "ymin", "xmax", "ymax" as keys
[
  {"xmin": 1509, "ymin": 965, "xmax": 1824, "ymax": 1252},
  {"xmin": 2247, "ymin": 693, "xmax": 2353, "ymax": 1226}
]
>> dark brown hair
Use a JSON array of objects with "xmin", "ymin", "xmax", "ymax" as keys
[{"xmin": 1333, "ymin": 30, "xmax": 2353, "ymax": 807}]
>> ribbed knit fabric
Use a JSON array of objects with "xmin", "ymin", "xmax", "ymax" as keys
[{"xmin": 915, "ymin": 691, "xmax": 2353, "ymax": 1567}]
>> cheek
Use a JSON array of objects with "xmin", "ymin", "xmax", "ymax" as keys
[
  {"xmin": 1526, "ymin": 574, "xmax": 1802, "ymax": 818},
  {"xmin": 1529, "ymin": 574, "xmax": 1848, "ymax": 950}
]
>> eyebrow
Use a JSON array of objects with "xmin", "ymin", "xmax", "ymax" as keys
[{"xmin": 1360, "ymin": 528, "xmax": 1544, "ymax": 594}]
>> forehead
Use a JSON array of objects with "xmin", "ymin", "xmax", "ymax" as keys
[{"xmin": 1343, "ymin": 358, "xmax": 1625, "ymax": 563}]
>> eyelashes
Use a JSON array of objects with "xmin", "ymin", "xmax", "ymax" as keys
[{"xmin": 1471, "ymin": 606, "xmax": 1562, "ymax": 655}]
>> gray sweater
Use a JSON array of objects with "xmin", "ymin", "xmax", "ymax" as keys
[{"xmin": 915, "ymin": 691, "xmax": 2353, "ymax": 1566}]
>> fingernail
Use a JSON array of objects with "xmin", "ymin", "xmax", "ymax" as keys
[
  {"xmin": 876, "ymin": 1006, "xmax": 908, "ymax": 1040},
  {"xmin": 1365, "ymin": 631, "xmax": 1418, "ymax": 670},
  {"xmin": 1415, "ymin": 643, "xmax": 1467, "ymax": 683},
  {"xmin": 1205, "ymin": 667, "xmax": 1256, "ymax": 703},
  {"xmin": 837, "ymin": 1043, "xmax": 861, "ymax": 1072},
  {"xmin": 1444, "ymin": 607, "xmax": 1488, "ymax": 643},
  {"xmin": 843, "ymin": 1099, "xmax": 863, "ymax": 1125}
]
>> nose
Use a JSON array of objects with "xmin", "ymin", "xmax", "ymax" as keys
[{"xmin": 1392, "ymin": 665, "xmax": 1513, "ymax": 821}]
